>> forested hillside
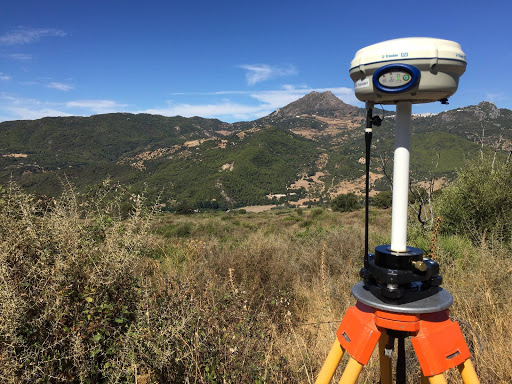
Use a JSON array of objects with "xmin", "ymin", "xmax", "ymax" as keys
[{"xmin": 1, "ymin": 93, "xmax": 510, "ymax": 209}]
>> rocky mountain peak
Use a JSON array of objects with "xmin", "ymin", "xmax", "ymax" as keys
[
  {"xmin": 477, "ymin": 101, "xmax": 496, "ymax": 108},
  {"xmin": 476, "ymin": 101, "xmax": 500, "ymax": 119},
  {"xmin": 440, "ymin": 101, "xmax": 501, "ymax": 124},
  {"xmin": 270, "ymin": 91, "xmax": 360, "ymax": 118}
]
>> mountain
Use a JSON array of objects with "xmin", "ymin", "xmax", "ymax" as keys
[
  {"xmin": 355, "ymin": 101, "xmax": 511, "ymax": 183},
  {"xmin": 268, "ymin": 91, "xmax": 360, "ymax": 118},
  {"xmin": 235, "ymin": 91, "xmax": 366, "ymax": 143},
  {"xmin": 1, "ymin": 93, "xmax": 510, "ymax": 209},
  {"xmin": 412, "ymin": 101, "xmax": 512, "ymax": 145}
]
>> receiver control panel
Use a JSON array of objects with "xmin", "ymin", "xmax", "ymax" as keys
[
  {"xmin": 378, "ymin": 71, "xmax": 412, "ymax": 88},
  {"xmin": 373, "ymin": 64, "xmax": 420, "ymax": 94}
]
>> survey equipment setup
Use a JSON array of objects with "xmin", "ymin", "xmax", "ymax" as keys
[{"xmin": 316, "ymin": 38, "xmax": 480, "ymax": 384}]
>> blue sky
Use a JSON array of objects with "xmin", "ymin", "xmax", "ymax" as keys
[{"xmin": 1, "ymin": 0, "xmax": 511, "ymax": 123}]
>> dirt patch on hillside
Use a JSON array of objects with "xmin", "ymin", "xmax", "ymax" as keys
[
  {"xmin": 219, "ymin": 163, "xmax": 234, "ymax": 172},
  {"xmin": 290, "ymin": 129, "xmax": 317, "ymax": 139},
  {"xmin": 316, "ymin": 153, "xmax": 329, "ymax": 169},
  {"xmin": 294, "ymin": 198, "xmax": 321, "ymax": 206},
  {"xmin": 239, "ymin": 205, "xmax": 277, "ymax": 212},
  {"xmin": 184, "ymin": 138, "xmax": 213, "ymax": 148},
  {"xmin": 2, "ymin": 153, "xmax": 28, "ymax": 158},
  {"xmin": 236, "ymin": 127, "xmax": 261, "ymax": 140},
  {"xmin": 330, "ymin": 172, "xmax": 384, "ymax": 197},
  {"xmin": 290, "ymin": 115, "xmax": 364, "ymax": 140},
  {"xmin": 313, "ymin": 115, "xmax": 364, "ymax": 129},
  {"xmin": 290, "ymin": 171, "xmax": 325, "ymax": 190},
  {"xmin": 118, "ymin": 146, "xmax": 181, "ymax": 170},
  {"xmin": 416, "ymin": 177, "xmax": 448, "ymax": 191}
]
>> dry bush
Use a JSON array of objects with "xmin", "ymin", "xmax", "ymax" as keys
[
  {"xmin": 1, "ymin": 183, "xmax": 510, "ymax": 384},
  {"xmin": 0, "ymin": 182, "xmax": 158, "ymax": 382},
  {"xmin": 436, "ymin": 237, "xmax": 512, "ymax": 384},
  {"xmin": 0, "ymin": 185, "xmax": 301, "ymax": 383}
]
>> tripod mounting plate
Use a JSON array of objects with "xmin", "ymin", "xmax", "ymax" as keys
[{"xmin": 352, "ymin": 281, "xmax": 453, "ymax": 314}]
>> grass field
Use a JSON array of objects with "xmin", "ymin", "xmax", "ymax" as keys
[{"xmin": 0, "ymin": 185, "xmax": 511, "ymax": 383}]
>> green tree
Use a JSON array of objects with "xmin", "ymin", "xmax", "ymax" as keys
[
  {"xmin": 175, "ymin": 201, "xmax": 195, "ymax": 214},
  {"xmin": 331, "ymin": 193, "xmax": 362, "ymax": 212},
  {"xmin": 372, "ymin": 191, "xmax": 392, "ymax": 209},
  {"xmin": 437, "ymin": 156, "xmax": 512, "ymax": 242}
]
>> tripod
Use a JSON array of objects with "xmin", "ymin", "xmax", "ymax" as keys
[{"xmin": 315, "ymin": 297, "xmax": 480, "ymax": 383}]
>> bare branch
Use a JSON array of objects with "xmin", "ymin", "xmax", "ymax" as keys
[
  {"xmin": 480, "ymin": 123, "xmax": 485, "ymax": 160},
  {"xmin": 492, "ymin": 133, "xmax": 503, "ymax": 172},
  {"xmin": 378, "ymin": 154, "xmax": 393, "ymax": 191}
]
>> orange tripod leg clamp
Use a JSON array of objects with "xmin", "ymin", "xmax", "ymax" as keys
[
  {"xmin": 411, "ymin": 311, "xmax": 471, "ymax": 376},
  {"xmin": 336, "ymin": 302, "xmax": 381, "ymax": 365}
]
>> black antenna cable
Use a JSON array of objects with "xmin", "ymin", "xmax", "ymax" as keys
[{"xmin": 364, "ymin": 102, "xmax": 381, "ymax": 269}]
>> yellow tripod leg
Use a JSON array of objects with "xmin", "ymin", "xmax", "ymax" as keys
[
  {"xmin": 458, "ymin": 359, "xmax": 480, "ymax": 384},
  {"xmin": 426, "ymin": 373, "xmax": 448, "ymax": 384},
  {"xmin": 315, "ymin": 339, "xmax": 345, "ymax": 384},
  {"xmin": 378, "ymin": 333, "xmax": 392, "ymax": 384},
  {"xmin": 338, "ymin": 357, "xmax": 363, "ymax": 384}
]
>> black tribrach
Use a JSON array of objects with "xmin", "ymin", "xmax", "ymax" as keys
[{"xmin": 360, "ymin": 245, "xmax": 442, "ymax": 304}]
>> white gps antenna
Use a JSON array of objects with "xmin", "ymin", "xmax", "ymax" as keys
[
  {"xmin": 351, "ymin": 37, "xmax": 466, "ymax": 256},
  {"xmin": 348, "ymin": 38, "xmax": 467, "ymax": 306},
  {"xmin": 350, "ymin": 37, "xmax": 466, "ymax": 303},
  {"xmin": 349, "ymin": 37, "xmax": 466, "ymax": 311},
  {"xmin": 350, "ymin": 37, "xmax": 466, "ymax": 106}
]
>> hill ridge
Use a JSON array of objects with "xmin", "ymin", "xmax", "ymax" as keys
[
  {"xmin": 268, "ymin": 91, "xmax": 359, "ymax": 118},
  {"xmin": 1, "ymin": 93, "xmax": 511, "ymax": 209}
]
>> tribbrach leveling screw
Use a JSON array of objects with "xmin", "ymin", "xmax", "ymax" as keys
[{"xmin": 316, "ymin": 38, "xmax": 480, "ymax": 384}]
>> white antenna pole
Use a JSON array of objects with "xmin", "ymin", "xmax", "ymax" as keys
[{"xmin": 390, "ymin": 101, "xmax": 412, "ymax": 252}]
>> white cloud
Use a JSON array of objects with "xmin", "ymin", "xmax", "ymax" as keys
[
  {"xmin": 66, "ymin": 99, "xmax": 129, "ymax": 113},
  {"xmin": 485, "ymin": 92, "xmax": 506, "ymax": 103},
  {"xmin": 170, "ymin": 85, "xmax": 358, "ymax": 107},
  {"xmin": 0, "ymin": 27, "xmax": 67, "ymax": 45},
  {"xmin": 142, "ymin": 85, "xmax": 360, "ymax": 122},
  {"xmin": 249, "ymin": 86, "xmax": 357, "ymax": 110},
  {"xmin": 48, "ymin": 82, "xmax": 74, "ymax": 91},
  {"xmin": 238, "ymin": 64, "xmax": 298, "ymax": 85},
  {"xmin": 7, "ymin": 107, "xmax": 73, "ymax": 120},
  {"xmin": 0, "ymin": 93, "xmax": 41, "ymax": 105},
  {"xmin": 0, "ymin": 94, "xmax": 127, "ymax": 121},
  {"xmin": 0, "ymin": 85, "xmax": 360, "ymax": 123},
  {"xmin": 142, "ymin": 102, "xmax": 267, "ymax": 121},
  {"xmin": 0, "ymin": 72, "xmax": 11, "ymax": 81},
  {"xmin": 4, "ymin": 53, "xmax": 32, "ymax": 61},
  {"xmin": 0, "ymin": 93, "xmax": 72, "ymax": 120}
]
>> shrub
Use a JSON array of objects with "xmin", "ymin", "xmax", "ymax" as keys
[
  {"xmin": 0, "ymin": 183, "xmax": 155, "ymax": 382},
  {"xmin": 0, "ymin": 184, "xmax": 300, "ymax": 383},
  {"xmin": 310, "ymin": 207, "xmax": 324, "ymax": 219},
  {"xmin": 175, "ymin": 201, "xmax": 194, "ymax": 215},
  {"xmin": 157, "ymin": 221, "xmax": 194, "ymax": 238},
  {"xmin": 331, "ymin": 193, "xmax": 362, "ymax": 212},
  {"xmin": 372, "ymin": 190, "xmax": 392, "ymax": 209},
  {"xmin": 437, "ymin": 156, "xmax": 512, "ymax": 243}
]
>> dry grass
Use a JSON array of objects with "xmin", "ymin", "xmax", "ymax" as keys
[{"xmin": 0, "ymin": 185, "xmax": 510, "ymax": 383}]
